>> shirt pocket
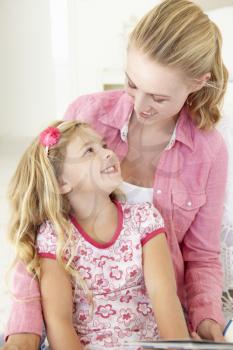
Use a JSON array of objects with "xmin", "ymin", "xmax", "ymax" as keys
[{"xmin": 172, "ymin": 191, "xmax": 206, "ymax": 239}]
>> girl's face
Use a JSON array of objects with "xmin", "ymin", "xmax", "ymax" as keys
[
  {"xmin": 59, "ymin": 128, "xmax": 122, "ymax": 196},
  {"xmin": 125, "ymin": 46, "xmax": 192, "ymax": 125}
]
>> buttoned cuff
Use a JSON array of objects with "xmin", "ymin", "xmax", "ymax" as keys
[
  {"xmin": 4, "ymin": 300, "xmax": 43, "ymax": 341},
  {"xmin": 189, "ymin": 304, "xmax": 226, "ymax": 332}
]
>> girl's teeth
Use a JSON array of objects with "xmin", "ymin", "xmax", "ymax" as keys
[{"xmin": 103, "ymin": 166, "xmax": 115, "ymax": 173}]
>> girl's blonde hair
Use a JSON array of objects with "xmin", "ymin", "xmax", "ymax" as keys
[
  {"xmin": 7, "ymin": 120, "xmax": 119, "ymax": 295},
  {"xmin": 129, "ymin": 0, "xmax": 229, "ymax": 130}
]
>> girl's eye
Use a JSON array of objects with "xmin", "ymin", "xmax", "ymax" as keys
[
  {"xmin": 84, "ymin": 147, "xmax": 94, "ymax": 155},
  {"xmin": 102, "ymin": 143, "xmax": 108, "ymax": 149}
]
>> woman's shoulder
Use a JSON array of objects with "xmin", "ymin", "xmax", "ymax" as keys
[
  {"xmin": 191, "ymin": 123, "xmax": 227, "ymax": 161},
  {"xmin": 64, "ymin": 89, "xmax": 125, "ymax": 122},
  {"xmin": 177, "ymin": 108, "xmax": 227, "ymax": 161}
]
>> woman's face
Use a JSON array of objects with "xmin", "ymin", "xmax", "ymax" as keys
[{"xmin": 125, "ymin": 46, "xmax": 192, "ymax": 125}]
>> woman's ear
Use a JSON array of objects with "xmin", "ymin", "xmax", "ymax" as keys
[{"xmin": 191, "ymin": 72, "xmax": 211, "ymax": 92}]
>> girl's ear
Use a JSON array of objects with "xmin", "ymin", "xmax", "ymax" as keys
[
  {"xmin": 59, "ymin": 177, "xmax": 72, "ymax": 194},
  {"xmin": 190, "ymin": 72, "xmax": 211, "ymax": 92}
]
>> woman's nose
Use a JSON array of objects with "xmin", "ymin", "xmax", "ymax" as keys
[{"xmin": 134, "ymin": 91, "xmax": 151, "ymax": 112}]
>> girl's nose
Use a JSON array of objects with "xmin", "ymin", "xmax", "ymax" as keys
[
  {"xmin": 105, "ymin": 150, "xmax": 113, "ymax": 159},
  {"xmin": 100, "ymin": 146, "xmax": 113, "ymax": 160}
]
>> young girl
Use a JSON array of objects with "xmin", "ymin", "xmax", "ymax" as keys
[{"xmin": 7, "ymin": 120, "xmax": 189, "ymax": 349}]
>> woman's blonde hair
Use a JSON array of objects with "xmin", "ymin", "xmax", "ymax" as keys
[
  {"xmin": 129, "ymin": 0, "xmax": 229, "ymax": 129},
  {"xmin": 7, "ymin": 120, "xmax": 119, "ymax": 296}
]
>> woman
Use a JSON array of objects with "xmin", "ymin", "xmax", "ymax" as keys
[{"xmin": 4, "ymin": 0, "xmax": 228, "ymax": 348}]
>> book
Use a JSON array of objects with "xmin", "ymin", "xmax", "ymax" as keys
[
  {"xmin": 124, "ymin": 339, "xmax": 233, "ymax": 349},
  {"xmin": 224, "ymin": 319, "xmax": 233, "ymax": 342}
]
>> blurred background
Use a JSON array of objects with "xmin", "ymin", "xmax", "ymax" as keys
[{"xmin": 0, "ymin": 0, "xmax": 233, "ymax": 336}]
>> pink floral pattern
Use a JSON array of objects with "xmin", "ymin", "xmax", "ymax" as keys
[
  {"xmin": 137, "ymin": 302, "xmax": 152, "ymax": 316},
  {"xmin": 110, "ymin": 266, "xmax": 123, "ymax": 280},
  {"xmin": 96, "ymin": 304, "xmax": 117, "ymax": 318},
  {"xmin": 92, "ymin": 274, "xmax": 109, "ymax": 290},
  {"xmin": 77, "ymin": 266, "xmax": 91, "ymax": 280},
  {"xmin": 117, "ymin": 308, "xmax": 136, "ymax": 327},
  {"xmin": 37, "ymin": 202, "xmax": 165, "ymax": 347}
]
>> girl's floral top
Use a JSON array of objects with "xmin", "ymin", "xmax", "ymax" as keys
[{"xmin": 37, "ymin": 201, "xmax": 165, "ymax": 348}]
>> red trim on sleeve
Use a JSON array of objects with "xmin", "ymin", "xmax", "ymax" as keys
[
  {"xmin": 38, "ymin": 252, "xmax": 56, "ymax": 260},
  {"xmin": 141, "ymin": 228, "xmax": 166, "ymax": 246}
]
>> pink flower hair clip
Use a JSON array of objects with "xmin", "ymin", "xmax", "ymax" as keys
[{"xmin": 39, "ymin": 126, "xmax": 61, "ymax": 155}]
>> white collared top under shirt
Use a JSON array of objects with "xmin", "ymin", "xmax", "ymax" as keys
[
  {"xmin": 120, "ymin": 181, "xmax": 154, "ymax": 204},
  {"xmin": 119, "ymin": 122, "xmax": 177, "ymax": 204},
  {"xmin": 120, "ymin": 121, "xmax": 177, "ymax": 150}
]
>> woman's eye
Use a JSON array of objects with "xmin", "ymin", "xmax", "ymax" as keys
[
  {"xmin": 127, "ymin": 80, "xmax": 136, "ymax": 89},
  {"xmin": 152, "ymin": 97, "xmax": 165, "ymax": 103}
]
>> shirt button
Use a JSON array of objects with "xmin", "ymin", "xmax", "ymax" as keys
[
  {"xmin": 157, "ymin": 189, "xmax": 162, "ymax": 194},
  {"xmin": 187, "ymin": 201, "xmax": 192, "ymax": 207}
]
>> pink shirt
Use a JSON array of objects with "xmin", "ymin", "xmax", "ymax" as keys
[
  {"xmin": 36, "ymin": 202, "xmax": 164, "ymax": 347},
  {"xmin": 5, "ymin": 90, "xmax": 228, "ymax": 339}
]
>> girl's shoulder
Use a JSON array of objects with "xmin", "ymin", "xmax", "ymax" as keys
[
  {"xmin": 37, "ymin": 220, "xmax": 55, "ymax": 237},
  {"xmin": 120, "ymin": 201, "xmax": 165, "ymax": 232},
  {"xmin": 121, "ymin": 200, "xmax": 158, "ymax": 212},
  {"xmin": 36, "ymin": 221, "xmax": 57, "ymax": 257}
]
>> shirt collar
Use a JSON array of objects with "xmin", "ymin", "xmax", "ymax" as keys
[
  {"xmin": 100, "ymin": 92, "xmax": 194, "ymax": 151},
  {"xmin": 175, "ymin": 106, "xmax": 194, "ymax": 151},
  {"xmin": 99, "ymin": 90, "xmax": 134, "ymax": 129},
  {"xmin": 165, "ymin": 124, "xmax": 177, "ymax": 151}
]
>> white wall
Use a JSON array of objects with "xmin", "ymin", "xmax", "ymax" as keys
[
  {"xmin": 0, "ymin": 0, "xmax": 160, "ymax": 138},
  {"xmin": 0, "ymin": 0, "xmax": 56, "ymax": 138},
  {"xmin": 0, "ymin": 0, "xmax": 161, "ymax": 140},
  {"xmin": 73, "ymin": 0, "xmax": 160, "ymax": 95},
  {"xmin": 195, "ymin": 0, "xmax": 233, "ymax": 10},
  {"xmin": 0, "ymin": 0, "xmax": 232, "ymax": 138}
]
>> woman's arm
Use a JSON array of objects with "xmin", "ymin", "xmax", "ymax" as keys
[
  {"xmin": 40, "ymin": 258, "xmax": 84, "ymax": 350},
  {"xmin": 4, "ymin": 261, "xmax": 43, "ymax": 348},
  {"xmin": 2, "ymin": 334, "xmax": 40, "ymax": 350},
  {"xmin": 182, "ymin": 137, "xmax": 228, "ymax": 340},
  {"xmin": 143, "ymin": 233, "xmax": 190, "ymax": 339}
]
